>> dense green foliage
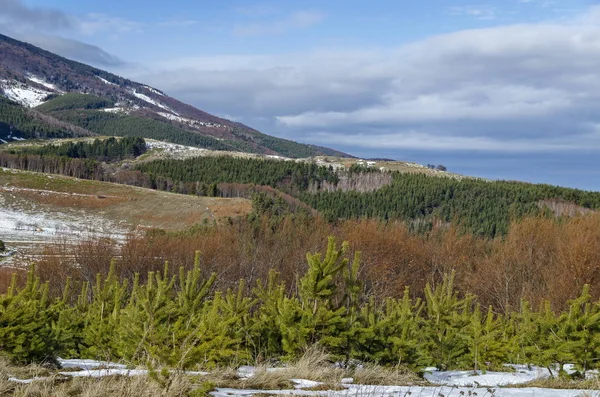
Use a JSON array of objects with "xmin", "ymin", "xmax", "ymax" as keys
[
  {"xmin": 10, "ymin": 137, "xmax": 147, "ymax": 162},
  {"xmin": 0, "ymin": 97, "xmax": 88, "ymax": 141},
  {"xmin": 135, "ymin": 156, "xmax": 339, "ymax": 193},
  {"xmin": 0, "ymin": 239, "xmax": 5, "ymax": 252},
  {"xmin": 35, "ymin": 93, "xmax": 114, "ymax": 112},
  {"xmin": 2, "ymin": 238, "xmax": 600, "ymax": 375},
  {"xmin": 301, "ymin": 173, "xmax": 600, "ymax": 237},
  {"xmin": 38, "ymin": 107, "xmax": 234, "ymax": 150}
]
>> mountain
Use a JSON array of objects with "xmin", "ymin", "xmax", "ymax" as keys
[{"xmin": 0, "ymin": 33, "xmax": 349, "ymax": 158}]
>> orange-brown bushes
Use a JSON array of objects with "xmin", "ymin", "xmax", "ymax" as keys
[{"xmin": 24, "ymin": 213, "xmax": 600, "ymax": 312}]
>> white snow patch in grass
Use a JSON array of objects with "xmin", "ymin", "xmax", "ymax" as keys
[
  {"xmin": 61, "ymin": 369, "xmax": 148, "ymax": 378},
  {"xmin": 146, "ymin": 139, "xmax": 206, "ymax": 157},
  {"xmin": 213, "ymin": 385, "xmax": 592, "ymax": 397},
  {"xmin": 424, "ymin": 366, "xmax": 547, "ymax": 387},
  {"xmin": 0, "ymin": 186, "xmax": 128, "ymax": 243},
  {"xmin": 266, "ymin": 155, "xmax": 292, "ymax": 161},
  {"xmin": 0, "ymin": 139, "xmax": 7, "ymax": 144},
  {"xmin": 26, "ymin": 75, "xmax": 59, "ymax": 91},
  {"xmin": 8, "ymin": 377, "xmax": 47, "ymax": 384},
  {"xmin": 425, "ymin": 364, "xmax": 598, "ymax": 387},
  {"xmin": 131, "ymin": 90, "xmax": 178, "ymax": 115},
  {"xmin": 291, "ymin": 379, "xmax": 322, "ymax": 389},
  {"xmin": 1, "ymin": 79, "xmax": 52, "ymax": 107},
  {"xmin": 58, "ymin": 358, "xmax": 127, "ymax": 370}
]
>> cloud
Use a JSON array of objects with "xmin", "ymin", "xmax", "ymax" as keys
[
  {"xmin": 0, "ymin": 0, "xmax": 132, "ymax": 66},
  {"xmin": 233, "ymin": 10, "xmax": 326, "ymax": 36},
  {"xmin": 449, "ymin": 5, "xmax": 497, "ymax": 20},
  {"xmin": 0, "ymin": 0, "xmax": 76, "ymax": 31},
  {"xmin": 78, "ymin": 13, "xmax": 144, "ymax": 35},
  {"xmin": 20, "ymin": 34, "xmax": 125, "ymax": 67},
  {"xmin": 136, "ymin": 6, "xmax": 600, "ymax": 154},
  {"xmin": 0, "ymin": 0, "xmax": 142, "ymax": 36},
  {"xmin": 233, "ymin": 4, "xmax": 281, "ymax": 17},
  {"xmin": 157, "ymin": 19, "xmax": 199, "ymax": 28}
]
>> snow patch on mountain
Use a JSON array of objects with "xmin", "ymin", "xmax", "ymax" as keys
[
  {"xmin": 97, "ymin": 76, "xmax": 117, "ymax": 86},
  {"xmin": 143, "ymin": 85, "xmax": 164, "ymax": 96},
  {"xmin": 131, "ymin": 89, "xmax": 178, "ymax": 115},
  {"xmin": 102, "ymin": 107, "xmax": 128, "ymax": 114},
  {"xmin": 0, "ymin": 79, "xmax": 52, "ymax": 107},
  {"xmin": 158, "ymin": 112, "xmax": 226, "ymax": 129},
  {"xmin": 26, "ymin": 75, "xmax": 59, "ymax": 91}
]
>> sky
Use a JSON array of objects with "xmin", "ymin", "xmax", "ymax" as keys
[{"xmin": 1, "ymin": 0, "xmax": 600, "ymax": 190}]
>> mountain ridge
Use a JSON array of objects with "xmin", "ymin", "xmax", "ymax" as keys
[{"xmin": 0, "ymin": 33, "xmax": 350, "ymax": 158}]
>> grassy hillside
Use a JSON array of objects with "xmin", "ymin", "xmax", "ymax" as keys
[{"xmin": 0, "ymin": 168, "xmax": 251, "ymax": 232}]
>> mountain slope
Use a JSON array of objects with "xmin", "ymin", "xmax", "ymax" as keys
[{"xmin": 0, "ymin": 33, "xmax": 349, "ymax": 157}]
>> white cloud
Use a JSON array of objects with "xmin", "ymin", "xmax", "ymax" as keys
[
  {"xmin": 233, "ymin": 10, "xmax": 326, "ymax": 36},
  {"xmin": 129, "ymin": 5, "xmax": 600, "ymax": 153},
  {"xmin": 449, "ymin": 5, "xmax": 497, "ymax": 20},
  {"xmin": 78, "ymin": 13, "xmax": 144, "ymax": 35}
]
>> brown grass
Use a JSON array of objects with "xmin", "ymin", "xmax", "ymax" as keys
[
  {"xmin": 518, "ymin": 376, "xmax": 600, "ymax": 390},
  {"xmin": 208, "ymin": 346, "xmax": 419, "ymax": 391},
  {"xmin": 352, "ymin": 363, "xmax": 422, "ymax": 386},
  {"xmin": 0, "ymin": 357, "xmax": 202, "ymax": 397},
  {"xmin": 0, "ymin": 168, "xmax": 252, "ymax": 232}
]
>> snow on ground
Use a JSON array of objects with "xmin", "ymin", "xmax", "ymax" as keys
[
  {"xmin": 58, "ymin": 358, "xmax": 126, "ymax": 370},
  {"xmin": 158, "ymin": 112, "xmax": 226, "ymax": 129},
  {"xmin": 424, "ymin": 366, "xmax": 548, "ymax": 387},
  {"xmin": 96, "ymin": 76, "xmax": 116, "ymax": 86},
  {"xmin": 0, "ymin": 139, "xmax": 7, "ymax": 144},
  {"xmin": 131, "ymin": 89, "xmax": 178, "ymax": 115},
  {"xmin": 146, "ymin": 139, "xmax": 207, "ymax": 159},
  {"xmin": 266, "ymin": 155, "xmax": 293, "ymax": 161},
  {"xmin": 0, "ymin": 79, "xmax": 53, "ymax": 107},
  {"xmin": 101, "ymin": 107, "xmax": 128, "ymax": 114},
  {"xmin": 5, "ymin": 360, "xmax": 599, "ymax": 396},
  {"xmin": 144, "ymin": 85, "xmax": 164, "ymax": 96},
  {"xmin": 26, "ymin": 75, "xmax": 59, "ymax": 91},
  {"xmin": 0, "ymin": 186, "xmax": 129, "ymax": 244},
  {"xmin": 425, "ymin": 364, "xmax": 599, "ymax": 387},
  {"xmin": 213, "ymin": 384, "xmax": 594, "ymax": 397},
  {"xmin": 58, "ymin": 358, "xmax": 145, "ymax": 378}
]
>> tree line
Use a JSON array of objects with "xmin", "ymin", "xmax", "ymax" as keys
[
  {"xmin": 2, "ymin": 237, "xmax": 600, "ymax": 377},
  {"xmin": 3, "ymin": 139, "xmax": 600, "ymax": 238},
  {"xmin": 300, "ymin": 173, "xmax": 600, "ymax": 237},
  {"xmin": 9, "ymin": 137, "xmax": 147, "ymax": 162},
  {"xmin": 0, "ymin": 97, "xmax": 93, "ymax": 141}
]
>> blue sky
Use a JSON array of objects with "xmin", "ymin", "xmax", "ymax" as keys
[{"xmin": 2, "ymin": 0, "xmax": 600, "ymax": 190}]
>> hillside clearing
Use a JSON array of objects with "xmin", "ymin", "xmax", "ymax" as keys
[{"xmin": 0, "ymin": 168, "xmax": 252, "ymax": 260}]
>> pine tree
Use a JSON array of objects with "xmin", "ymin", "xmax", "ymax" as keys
[
  {"xmin": 0, "ymin": 268, "xmax": 56, "ymax": 363},
  {"xmin": 421, "ymin": 272, "xmax": 474, "ymax": 369}
]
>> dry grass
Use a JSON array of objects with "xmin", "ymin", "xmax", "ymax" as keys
[
  {"xmin": 0, "ymin": 168, "xmax": 252, "ymax": 232},
  {"xmin": 0, "ymin": 357, "xmax": 202, "ymax": 397},
  {"xmin": 352, "ymin": 363, "xmax": 422, "ymax": 386},
  {"xmin": 3, "ymin": 375, "xmax": 194, "ymax": 397},
  {"xmin": 518, "ymin": 375, "xmax": 600, "ymax": 390},
  {"xmin": 209, "ymin": 346, "xmax": 420, "ymax": 391}
]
